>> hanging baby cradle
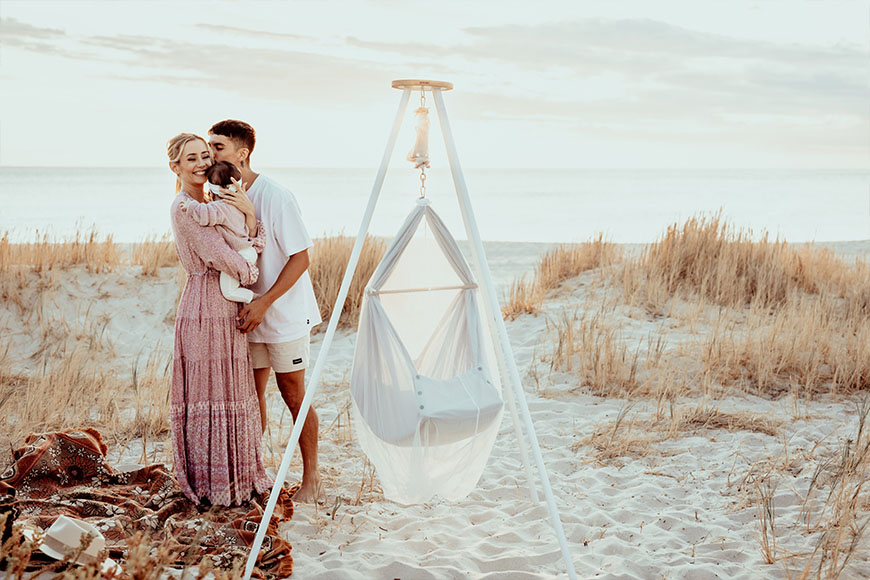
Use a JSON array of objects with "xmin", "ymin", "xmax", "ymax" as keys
[
  {"xmin": 351, "ymin": 88, "xmax": 504, "ymax": 504},
  {"xmin": 350, "ymin": 197, "xmax": 504, "ymax": 504}
]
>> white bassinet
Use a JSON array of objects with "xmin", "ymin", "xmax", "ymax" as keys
[{"xmin": 350, "ymin": 198, "xmax": 504, "ymax": 504}]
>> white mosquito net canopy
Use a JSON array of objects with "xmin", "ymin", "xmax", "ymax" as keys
[{"xmin": 350, "ymin": 197, "xmax": 504, "ymax": 504}]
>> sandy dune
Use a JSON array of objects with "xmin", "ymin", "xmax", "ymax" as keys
[{"xmin": 2, "ymin": 240, "xmax": 869, "ymax": 579}]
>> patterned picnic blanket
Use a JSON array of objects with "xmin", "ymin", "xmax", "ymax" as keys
[{"xmin": 0, "ymin": 428, "xmax": 294, "ymax": 578}]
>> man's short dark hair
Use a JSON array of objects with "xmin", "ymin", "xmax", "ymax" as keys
[
  {"xmin": 205, "ymin": 161, "xmax": 241, "ymax": 188},
  {"xmin": 209, "ymin": 119, "xmax": 256, "ymax": 157}
]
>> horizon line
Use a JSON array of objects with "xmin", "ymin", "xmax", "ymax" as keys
[{"xmin": 2, "ymin": 165, "xmax": 868, "ymax": 172}]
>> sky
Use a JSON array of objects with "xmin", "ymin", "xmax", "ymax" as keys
[{"xmin": 1, "ymin": 0, "xmax": 868, "ymax": 169}]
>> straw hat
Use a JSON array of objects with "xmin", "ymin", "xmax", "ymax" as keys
[{"xmin": 22, "ymin": 515, "xmax": 121, "ymax": 575}]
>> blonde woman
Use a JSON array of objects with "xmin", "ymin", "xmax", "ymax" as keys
[{"xmin": 166, "ymin": 133, "xmax": 271, "ymax": 506}]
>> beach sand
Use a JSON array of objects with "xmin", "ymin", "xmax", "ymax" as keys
[{"xmin": 2, "ymin": 240, "xmax": 869, "ymax": 579}]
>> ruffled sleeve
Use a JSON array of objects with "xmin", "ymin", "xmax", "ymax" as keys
[
  {"xmin": 250, "ymin": 220, "xmax": 266, "ymax": 254},
  {"xmin": 186, "ymin": 199, "xmax": 229, "ymax": 227}
]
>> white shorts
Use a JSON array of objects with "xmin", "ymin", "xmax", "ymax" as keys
[{"xmin": 249, "ymin": 335, "xmax": 310, "ymax": 373}]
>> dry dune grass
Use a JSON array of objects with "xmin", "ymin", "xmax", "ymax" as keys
[
  {"xmin": 795, "ymin": 398, "xmax": 869, "ymax": 577},
  {"xmin": 650, "ymin": 218, "xmax": 870, "ymax": 399},
  {"xmin": 668, "ymin": 405, "xmax": 780, "ymax": 437},
  {"xmin": 309, "ymin": 234, "xmax": 386, "ymax": 329},
  {"xmin": 503, "ymin": 235, "xmax": 621, "ymax": 319},
  {"xmin": 0, "ymin": 229, "xmax": 176, "ymax": 278},
  {"xmin": 700, "ymin": 294, "xmax": 870, "ymax": 397},
  {"xmin": 128, "ymin": 349, "xmax": 173, "ymax": 442},
  {"xmin": 545, "ymin": 309, "xmax": 666, "ymax": 397},
  {"xmin": 0, "ymin": 229, "xmax": 121, "ymax": 274},
  {"xmin": 0, "ymin": 344, "xmax": 171, "ymax": 453},
  {"xmin": 620, "ymin": 214, "xmax": 870, "ymax": 319},
  {"xmin": 0, "ymin": 258, "xmax": 172, "ymax": 452},
  {"xmin": 744, "ymin": 399, "xmax": 870, "ymax": 578},
  {"xmin": 536, "ymin": 215, "xmax": 869, "ymax": 401},
  {"xmin": 621, "ymin": 215, "xmax": 815, "ymax": 311},
  {"xmin": 582, "ymin": 403, "xmax": 781, "ymax": 462},
  {"xmin": 0, "ymin": 267, "xmax": 52, "ymax": 315},
  {"xmin": 132, "ymin": 233, "xmax": 177, "ymax": 276},
  {"xmin": 0, "ymin": 229, "xmax": 121, "ymax": 316}
]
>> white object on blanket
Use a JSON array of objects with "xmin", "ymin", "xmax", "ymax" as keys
[
  {"xmin": 406, "ymin": 106, "xmax": 430, "ymax": 169},
  {"xmin": 21, "ymin": 515, "xmax": 122, "ymax": 575},
  {"xmin": 221, "ymin": 246, "xmax": 258, "ymax": 303}
]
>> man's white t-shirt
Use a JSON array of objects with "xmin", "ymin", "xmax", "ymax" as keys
[{"xmin": 245, "ymin": 174, "xmax": 322, "ymax": 343}]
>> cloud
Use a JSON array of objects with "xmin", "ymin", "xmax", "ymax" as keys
[
  {"xmin": 0, "ymin": 17, "xmax": 68, "ymax": 56},
  {"xmin": 0, "ymin": 17, "xmax": 64, "ymax": 40},
  {"xmin": 195, "ymin": 23, "xmax": 307, "ymax": 42},
  {"xmin": 1, "ymin": 18, "xmax": 395, "ymax": 105},
  {"xmin": 76, "ymin": 34, "xmax": 396, "ymax": 105},
  {"xmin": 352, "ymin": 19, "xmax": 865, "ymax": 72},
  {"xmin": 3, "ymin": 14, "xmax": 866, "ymax": 154},
  {"xmin": 348, "ymin": 18, "xmax": 869, "ymax": 123}
]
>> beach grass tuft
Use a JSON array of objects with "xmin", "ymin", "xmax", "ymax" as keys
[
  {"xmin": 309, "ymin": 234, "xmax": 386, "ymax": 330},
  {"xmin": 132, "ymin": 233, "xmax": 176, "ymax": 276},
  {"xmin": 502, "ymin": 236, "xmax": 620, "ymax": 319},
  {"xmin": 0, "ymin": 228, "xmax": 121, "ymax": 274}
]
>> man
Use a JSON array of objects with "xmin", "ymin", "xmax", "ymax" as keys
[{"xmin": 209, "ymin": 119, "xmax": 323, "ymax": 503}]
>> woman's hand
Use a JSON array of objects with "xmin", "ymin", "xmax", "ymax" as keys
[{"xmin": 221, "ymin": 177, "xmax": 257, "ymax": 233}]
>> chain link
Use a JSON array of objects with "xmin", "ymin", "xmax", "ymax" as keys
[{"xmin": 419, "ymin": 89, "xmax": 428, "ymax": 198}]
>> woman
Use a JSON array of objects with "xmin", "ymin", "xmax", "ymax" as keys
[{"xmin": 166, "ymin": 133, "xmax": 272, "ymax": 506}]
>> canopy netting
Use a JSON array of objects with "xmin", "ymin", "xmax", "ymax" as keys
[{"xmin": 350, "ymin": 198, "xmax": 504, "ymax": 504}]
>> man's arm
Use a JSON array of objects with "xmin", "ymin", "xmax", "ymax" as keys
[{"xmin": 237, "ymin": 249, "xmax": 310, "ymax": 333}]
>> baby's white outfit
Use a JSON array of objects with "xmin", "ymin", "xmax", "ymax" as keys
[{"xmin": 182, "ymin": 197, "xmax": 257, "ymax": 303}]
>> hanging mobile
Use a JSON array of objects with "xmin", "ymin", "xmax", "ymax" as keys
[{"xmin": 407, "ymin": 89, "xmax": 431, "ymax": 198}]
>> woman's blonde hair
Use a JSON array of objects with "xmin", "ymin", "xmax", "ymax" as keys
[{"xmin": 167, "ymin": 132, "xmax": 207, "ymax": 193}]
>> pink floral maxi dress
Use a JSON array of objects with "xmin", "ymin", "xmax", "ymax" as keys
[{"xmin": 170, "ymin": 193, "xmax": 272, "ymax": 506}]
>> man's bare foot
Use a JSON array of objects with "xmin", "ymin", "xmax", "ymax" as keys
[{"xmin": 292, "ymin": 475, "xmax": 324, "ymax": 503}]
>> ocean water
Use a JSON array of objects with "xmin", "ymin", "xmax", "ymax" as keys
[{"xmin": 1, "ymin": 167, "xmax": 868, "ymax": 244}]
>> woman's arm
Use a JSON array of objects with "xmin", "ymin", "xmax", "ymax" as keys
[{"xmin": 175, "ymin": 206, "xmax": 259, "ymax": 285}]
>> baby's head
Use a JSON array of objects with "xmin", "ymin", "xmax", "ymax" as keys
[{"xmin": 205, "ymin": 161, "xmax": 241, "ymax": 198}]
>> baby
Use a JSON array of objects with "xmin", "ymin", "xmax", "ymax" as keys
[{"xmin": 180, "ymin": 161, "xmax": 258, "ymax": 303}]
